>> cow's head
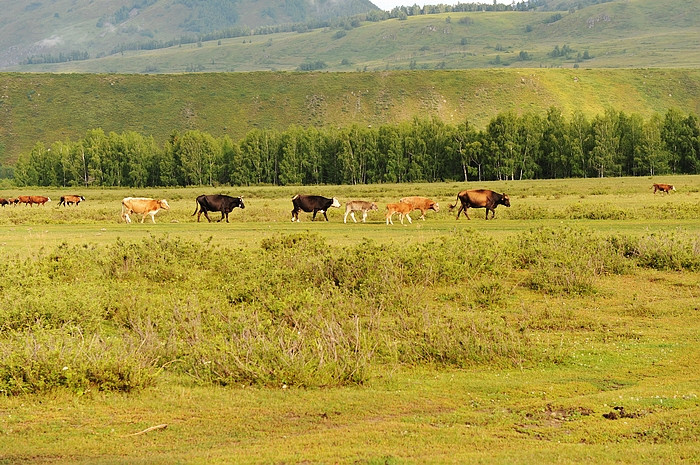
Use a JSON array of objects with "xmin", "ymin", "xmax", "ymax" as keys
[
  {"xmin": 501, "ymin": 194, "xmax": 511, "ymax": 207},
  {"xmin": 80, "ymin": 196, "xmax": 86, "ymax": 201},
  {"xmin": 431, "ymin": 202, "xmax": 440, "ymax": 212},
  {"xmin": 159, "ymin": 199, "xmax": 171, "ymax": 210},
  {"xmin": 238, "ymin": 197, "xmax": 245, "ymax": 209},
  {"xmin": 370, "ymin": 202, "xmax": 378, "ymax": 211},
  {"xmin": 331, "ymin": 198, "xmax": 341, "ymax": 208}
]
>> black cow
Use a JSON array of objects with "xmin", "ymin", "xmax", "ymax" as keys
[
  {"xmin": 193, "ymin": 194, "xmax": 245, "ymax": 223},
  {"xmin": 0, "ymin": 198, "xmax": 9, "ymax": 207},
  {"xmin": 291, "ymin": 194, "xmax": 341, "ymax": 222},
  {"xmin": 449, "ymin": 189, "xmax": 510, "ymax": 220}
]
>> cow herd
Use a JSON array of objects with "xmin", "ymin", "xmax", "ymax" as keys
[{"xmin": 0, "ymin": 183, "xmax": 677, "ymax": 224}]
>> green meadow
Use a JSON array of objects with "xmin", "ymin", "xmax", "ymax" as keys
[{"xmin": 0, "ymin": 176, "xmax": 698, "ymax": 463}]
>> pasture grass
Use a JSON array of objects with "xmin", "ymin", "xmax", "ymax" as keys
[{"xmin": 0, "ymin": 176, "xmax": 698, "ymax": 463}]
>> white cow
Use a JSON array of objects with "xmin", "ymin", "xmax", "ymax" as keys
[{"xmin": 121, "ymin": 197, "xmax": 170, "ymax": 223}]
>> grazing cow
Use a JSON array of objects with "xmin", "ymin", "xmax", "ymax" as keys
[
  {"xmin": 385, "ymin": 202, "xmax": 413, "ymax": 225},
  {"xmin": 58, "ymin": 195, "xmax": 85, "ymax": 206},
  {"xmin": 652, "ymin": 183, "xmax": 675, "ymax": 194},
  {"xmin": 344, "ymin": 200, "xmax": 378, "ymax": 223},
  {"xmin": 399, "ymin": 196, "xmax": 440, "ymax": 220},
  {"xmin": 31, "ymin": 196, "xmax": 51, "ymax": 206},
  {"xmin": 7, "ymin": 198, "xmax": 18, "ymax": 206},
  {"xmin": 121, "ymin": 197, "xmax": 170, "ymax": 224},
  {"xmin": 0, "ymin": 198, "xmax": 8, "ymax": 207},
  {"xmin": 449, "ymin": 189, "xmax": 510, "ymax": 220},
  {"xmin": 291, "ymin": 194, "xmax": 340, "ymax": 222},
  {"xmin": 17, "ymin": 195, "xmax": 51, "ymax": 206},
  {"xmin": 17, "ymin": 195, "xmax": 32, "ymax": 206},
  {"xmin": 193, "ymin": 194, "xmax": 245, "ymax": 223}
]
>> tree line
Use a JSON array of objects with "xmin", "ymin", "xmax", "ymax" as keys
[{"xmin": 12, "ymin": 108, "xmax": 699, "ymax": 188}]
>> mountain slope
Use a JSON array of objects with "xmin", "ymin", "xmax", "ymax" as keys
[
  {"xmin": 0, "ymin": 0, "xmax": 378, "ymax": 68},
  {"xmin": 3, "ymin": 0, "xmax": 698, "ymax": 73}
]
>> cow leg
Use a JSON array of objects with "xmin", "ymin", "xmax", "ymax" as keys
[
  {"xmin": 351, "ymin": 211, "xmax": 358, "ymax": 223},
  {"xmin": 486, "ymin": 208, "xmax": 492, "ymax": 220},
  {"xmin": 361, "ymin": 211, "xmax": 367, "ymax": 223},
  {"xmin": 343, "ymin": 211, "xmax": 349, "ymax": 223},
  {"xmin": 322, "ymin": 211, "xmax": 329, "ymax": 221},
  {"xmin": 223, "ymin": 212, "xmax": 229, "ymax": 223},
  {"xmin": 406, "ymin": 213, "xmax": 412, "ymax": 224}
]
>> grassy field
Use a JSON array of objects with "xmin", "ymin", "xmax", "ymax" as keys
[
  {"xmin": 1, "ymin": 175, "xmax": 698, "ymax": 252},
  {"xmin": 0, "ymin": 176, "xmax": 699, "ymax": 464}
]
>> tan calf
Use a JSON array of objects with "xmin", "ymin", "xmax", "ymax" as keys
[
  {"xmin": 400, "ymin": 196, "xmax": 439, "ymax": 220},
  {"xmin": 385, "ymin": 202, "xmax": 413, "ymax": 225},
  {"xmin": 344, "ymin": 200, "xmax": 378, "ymax": 223}
]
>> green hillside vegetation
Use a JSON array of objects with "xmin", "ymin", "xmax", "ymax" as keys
[
  {"xmin": 1, "ymin": 68, "xmax": 699, "ymax": 167},
  {"xmin": 0, "ymin": 0, "xmax": 378, "ymax": 69},
  {"xmin": 5, "ymin": 0, "xmax": 699, "ymax": 73}
]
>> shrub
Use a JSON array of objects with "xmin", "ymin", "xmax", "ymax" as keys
[
  {"xmin": 630, "ymin": 231, "xmax": 700, "ymax": 271},
  {"xmin": 512, "ymin": 226, "xmax": 630, "ymax": 294}
]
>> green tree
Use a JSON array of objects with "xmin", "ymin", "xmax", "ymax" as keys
[
  {"xmin": 176, "ymin": 130, "xmax": 222, "ymax": 186},
  {"xmin": 568, "ymin": 110, "xmax": 593, "ymax": 177},
  {"xmin": 591, "ymin": 109, "xmax": 620, "ymax": 178},
  {"xmin": 635, "ymin": 114, "xmax": 668, "ymax": 176},
  {"xmin": 485, "ymin": 112, "xmax": 519, "ymax": 180},
  {"xmin": 539, "ymin": 107, "xmax": 569, "ymax": 178},
  {"xmin": 662, "ymin": 110, "xmax": 699, "ymax": 174}
]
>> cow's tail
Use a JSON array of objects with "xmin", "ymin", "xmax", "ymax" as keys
[
  {"xmin": 192, "ymin": 199, "xmax": 200, "ymax": 216},
  {"xmin": 292, "ymin": 194, "xmax": 299, "ymax": 201},
  {"xmin": 120, "ymin": 200, "xmax": 128, "ymax": 221},
  {"xmin": 448, "ymin": 194, "xmax": 460, "ymax": 211}
]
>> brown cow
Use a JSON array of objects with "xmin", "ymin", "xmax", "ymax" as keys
[
  {"xmin": 121, "ymin": 197, "xmax": 170, "ymax": 223},
  {"xmin": 59, "ymin": 195, "xmax": 85, "ymax": 206},
  {"xmin": 7, "ymin": 198, "xmax": 18, "ymax": 205},
  {"xmin": 385, "ymin": 202, "xmax": 413, "ymax": 225},
  {"xmin": 400, "ymin": 196, "xmax": 439, "ymax": 220},
  {"xmin": 17, "ymin": 195, "xmax": 51, "ymax": 206},
  {"xmin": 652, "ymin": 183, "xmax": 675, "ymax": 194},
  {"xmin": 449, "ymin": 189, "xmax": 510, "ymax": 220},
  {"xmin": 0, "ymin": 198, "xmax": 9, "ymax": 207},
  {"xmin": 17, "ymin": 195, "xmax": 32, "ymax": 206},
  {"xmin": 30, "ymin": 196, "xmax": 51, "ymax": 206},
  {"xmin": 344, "ymin": 200, "xmax": 378, "ymax": 223}
]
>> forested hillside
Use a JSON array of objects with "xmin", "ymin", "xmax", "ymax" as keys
[
  {"xmin": 0, "ymin": 0, "xmax": 378, "ymax": 69},
  {"xmin": 11, "ymin": 107, "xmax": 699, "ymax": 188},
  {"xmin": 3, "ymin": 0, "xmax": 698, "ymax": 73}
]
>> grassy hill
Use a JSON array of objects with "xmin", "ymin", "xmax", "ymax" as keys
[
  {"xmin": 1, "ymin": 68, "xmax": 699, "ymax": 165},
  {"xmin": 0, "ymin": 0, "xmax": 378, "ymax": 69},
  {"xmin": 4, "ymin": 0, "xmax": 699, "ymax": 73}
]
